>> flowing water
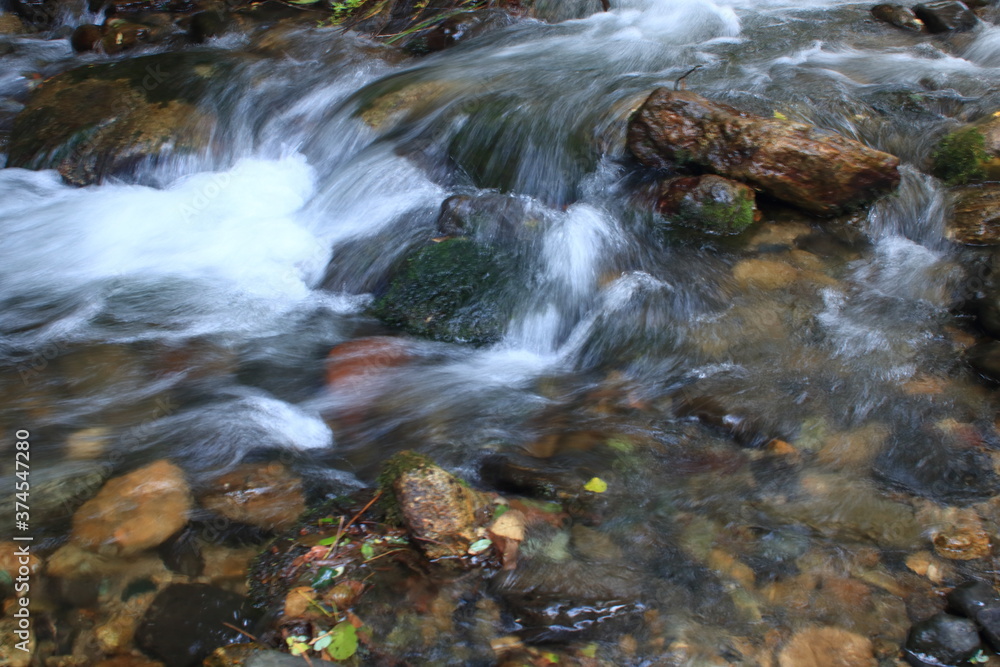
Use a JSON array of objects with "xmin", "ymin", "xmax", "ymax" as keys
[{"xmin": 4, "ymin": 0, "xmax": 1000, "ymax": 664}]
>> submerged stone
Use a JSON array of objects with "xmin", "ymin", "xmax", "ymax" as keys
[
  {"xmin": 947, "ymin": 185, "xmax": 1000, "ymax": 245},
  {"xmin": 904, "ymin": 613, "xmax": 981, "ymax": 667},
  {"xmin": 71, "ymin": 459, "xmax": 192, "ymax": 556},
  {"xmin": 777, "ymin": 627, "xmax": 877, "ymax": 667},
  {"xmin": 370, "ymin": 239, "xmax": 514, "ymax": 346},
  {"xmin": 136, "ymin": 583, "xmax": 254, "ymax": 667},
  {"xmin": 627, "ymin": 89, "xmax": 901, "ymax": 215},
  {"xmin": 198, "ymin": 462, "xmax": 306, "ymax": 532}
]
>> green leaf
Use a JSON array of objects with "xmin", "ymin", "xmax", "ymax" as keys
[
  {"xmin": 286, "ymin": 0, "xmax": 321, "ymax": 4},
  {"xmin": 584, "ymin": 477, "xmax": 608, "ymax": 493},
  {"xmin": 313, "ymin": 634, "xmax": 334, "ymax": 652},
  {"xmin": 361, "ymin": 542, "xmax": 375, "ymax": 560},
  {"xmin": 468, "ymin": 538, "xmax": 492, "ymax": 554},
  {"xmin": 318, "ymin": 517, "xmax": 335, "ymax": 525},
  {"xmin": 286, "ymin": 636, "xmax": 310, "ymax": 656},
  {"xmin": 317, "ymin": 535, "xmax": 340, "ymax": 546},
  {"xmin": 327, "ymin": 622, "xmax": 359, "ymax": 660},
  {"xmin": 580, "ymin": 643, "xmax": 598, "ymax": 658},
  {"xmin": 312, "ymin": 566, "xmax": 340, "ymax": 589},
  {"xmin": 772, "ymin": 111, "xmax": 787, "ymax": 120},
  {"xmin": 492, "ymin": 504, "xmax": 509, "ymax": 520}
]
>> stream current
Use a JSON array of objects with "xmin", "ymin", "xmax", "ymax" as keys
[{"xmin": 4, "ymin": 0, "xmax": 1000, "ymax": 664}]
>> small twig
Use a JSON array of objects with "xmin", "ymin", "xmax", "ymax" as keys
[
  {"xmin": 674, "ymin": 65, "xmax": 702, "ymax": 91},
  {"xmin": 222, "ymin": 622, "xmax": 264, "ymax": 647},
  {"xmin": 323, "ymin": 491, "xmax": 384, "ymax": 560},
  {"xmin": 362, "ymin": 548, "xmax": 409, "ymax": 564}
]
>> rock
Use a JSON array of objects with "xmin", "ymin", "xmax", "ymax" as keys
[
  {"xmin": 242, "ymin": 651, "xmax": 337, "ymax": 666},
  {"xmin": 409, "ymin": 9, "xmax": 516, "ymax": 53},
  {"xmin": 905, "ymin": 613, "xmax": 981, "ymax": 666},
  {"xmin": 976, "ymin": 606, "xmax": 1000, "ymax": 652},
  {"xmin": 7, "ymin": 52, "xmax": 224, "ymax": 185},
  {"xmin": 947, "ymin": 185, "xmax": 1000, "ymax": 245},
  {"xmin": 871, "ymin": 4, "xmax": 925, "ymax": 31},
  {"xmin": 198, "ymin": 462, "xmax": 305, "ymax": 532},
  {"xmin": 0, "ymin": 542, "xmax": 41, "ymax": 579},
  {"xmin": 0, "ymin": 617, "xmax": 32, "ymax": 667},
  {"xmin": 777, "ymin": 627, "xmax": 877, "ymax": 667},
  {"xmin": 370, "ymin": 239, "xmax": 514, "ymax": 346},
  {"xmin": 656, "ymin": 175, "xmax": 758, "ymax": 235},
  {"xmin": 189, "ymin": 10, "xmax": 227, "ymax": 43},
  {"xmin": 732, "ymin": 258, "xmax": 801, "ymax": 290},
  {"xmin": 947, "ymin": 581, "xmax": 999, "ymax": 618},
  {"xmin": 136, "ymin": 583, "xmax": 254, "ymax": 667},
  {"xmin": 65, "ymin": 426, "xmax": 111, "ymax": 460},
  {"xmin": 933, "ymin": 526, "xmax": 992, "ymax": 560},
  {"xmin": 96, "ymin": 590, "xmax": 157, "ymax": 654},
  {"xmin": 1, "ymin": 459, "xmax": 110, "ymax": 526},
  {"xmin": 435, "ymin": 193, "xmax": 543, "ymax": 242},
  {"xmin": 913, "ymin": 1, "xmax": 978, "ymax": 33},
  {"xmin": 325, "ymin": 336, "xmax": 413, "ymax": 391},
  {"xmin": 627, "ymin": 89, "xmax": 901, "ymax": 215},
  {"xmin": 71, "ymin": 459, "xmax": 192, "ymax": 556},
  {"xmin": 968, "ymin": 340, "xmax": 1000, "ymax": 382},
  {"xmin": 94, "ymin": 656, "xmax": 165, "ymax": 667},
  {"xmin": 100, "ymin": 20, "xmax": 151, "ymax": 54},
  {"xmin": 0, "ymin": 12, "xmax": 26, "ymax": 34},
  {"xmin": 156, "ymin": 528, "xmax": 204, "ymax": 577},
  {"xmin": 379, "ymin": 451, "xmax": 489, "ymax": 560}
]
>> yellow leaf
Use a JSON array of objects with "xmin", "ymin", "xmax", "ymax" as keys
[
  {"xmin": 584, "ymin": 477, "xmax": 608, "ymax": 493},
  {"xmin": 773, "ymin": 111, "xmax": 787, "ymax": 120}
]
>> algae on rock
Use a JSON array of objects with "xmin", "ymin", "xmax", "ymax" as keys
[{"xmin": 370, "ymin": 238, "xmax": 514, "ymax": 346}]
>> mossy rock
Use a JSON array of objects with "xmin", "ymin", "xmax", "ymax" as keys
[
  {"xmin": 369, "ymin": 238, "xmax": 514, "ymax": 346},
  {"xmin": 657, "ymin": 174, "xmax": 758, "ymax": 235},
  {"xmin": 7, "ymin": 52, "xmax": 232, "ymax": 185},
  {"xmin": 932, "ymin": 127, "xmax": 990, "ymax": 185}
]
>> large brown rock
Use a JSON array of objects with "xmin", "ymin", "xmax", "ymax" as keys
[
  {"xmin": 7, "ymin": 52, "xmax": 225, "ymax": 185},
  {"xmin": 198, "ymin": 462, "xmax": 305, "ymax": 531},
  {"xmin": 627, "ymin": 89, "xmax": 901, "ymax": 215},
  {"xmin": 71, "ymin": 459, "xmax": 192, "ymax": 556},
  {"xmin": 948, "ymin": 185, "xmax": 1000, "ymax": 245}
]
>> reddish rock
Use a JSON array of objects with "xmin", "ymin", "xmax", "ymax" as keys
[
  {"xmin": 628, "ymin": 89, "xmax": 900, "ymax": 215},
  {"xmin": 71, "ymin": 460, "xmax": 192, "ymax": 556},
  {"xmin": 871, "ymin": 4, "xmax": 924, "ymax": 32},
  {"xmin": 325, "ymin": 336, "xmax": 413, "ymax": 391}
]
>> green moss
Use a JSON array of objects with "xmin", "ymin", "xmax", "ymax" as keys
[
  {"xmin": 932, "ymin": 128, "xmax": 989, "ymax": 185},
  {"xmin": 376, "ymin": 450, "xmax": 435, "ymax": 525},
  {"xmin": 370, "ymin": 239, "xmax": 513, "ymax": 346},
  {"xmin": 695, "ymin": 195, "xmax": 755, "ymax": 234}
]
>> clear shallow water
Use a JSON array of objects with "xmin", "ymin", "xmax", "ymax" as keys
[{"xmin": 3, "ymin": 0, "xmax": 1000, "ymax": 663}]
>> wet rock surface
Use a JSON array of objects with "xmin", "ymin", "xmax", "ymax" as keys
[
  {"xmin": 871, "ymin": 4, "xmax": 926, "ymax": 31},
  {"xmin": 913, "ymin": 1, "xmax": 979, "ymax": 33},
  {"xmin": 369, "ymin": 239, "xmax": 516, "ymax": 345},
  {"xmin": 948, "ymin": 185, "xmax": 1000, "ymax": 245},
  {"xmin": 7, "ymin": 51, "xmax": 226, "ymax": 185},
  {"xmin": 627, "ymin": 89, "xmax": 901, "ymax": 215},
  {"xmin": 905, "ymin": 613, "xmax": 982, "ymax": 666},
  {"xmin": 136, "ymin": 583, "xmax": 255, "ymax": 667},
  {"xmin": 656, "ymin": 174, "xmax": 758, "ymax": 235},
  {"xmin": 71, "ymin": 459, "xmax": 192, "ymax": 556},
  {"xmin": 199, "ymin": 462, "xmax": 306, "ymax": 532}
]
